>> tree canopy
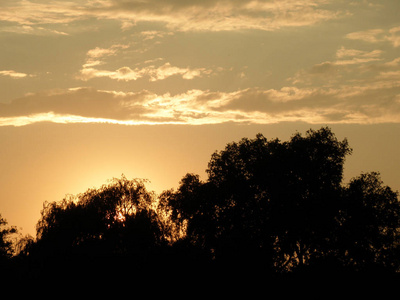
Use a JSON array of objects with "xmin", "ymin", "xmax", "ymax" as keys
[
  {"xmin": 2, "ymin": 127, "xmax": 400, "ymax": 278},
  {"xmin": 0, "ymin": 215, "xmax": 17, "ymax": 261}
]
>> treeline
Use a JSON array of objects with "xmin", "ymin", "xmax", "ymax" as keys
[{"xmin": 1, "ymin": 127, "xmax": 400, "ymax": 279}]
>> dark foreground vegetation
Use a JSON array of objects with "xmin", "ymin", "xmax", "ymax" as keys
[{"xmin": 1, "ymin": 127, "xmax": 400, "ymax": 280}]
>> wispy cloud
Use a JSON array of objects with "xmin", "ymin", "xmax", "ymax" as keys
[
  {"xmin": 345, "ymin": 29, "xmax": 385, "ymax": 43},
  {"xmin": 334, "ymin": 47, "xmax": 383, "ymax": 65},
  {"xmin": 346, "ymin": 26, "xmax": 400, "ymax": 47},
  {"xmin": 0, "ymin": 0, "xmax": 82, "ymax": 35},
  {"xmin": 0, "ymin": 1, "xmax": 81, "ymax": 25},
  {"xmin": 336, "ymin": 47, "xmax": 382, "ymax": 59},
  {"xmin": 79, "ymin": 62, "xmax": 213, "ymax": 82},
  {"xmin": 387, "ymin": 26, "xmax": 400, "ymax": 47},
  {"xmin": 2, "ymin": 75, "xmax": 400, "ymax": 127},
  {"xmin": 0, "ymin": 0, "xmax": 344, "ymax": 34},
  {"xmin": 78, "ymin": 45, "xmax": 214, "ymax": 82},
  {"xmin": 0, "ymin": 70, "xmax": 31, "ymax": 78},
  {"xmin": 93, "ymin": 0, "xmax": 344, "ymax": 32},
  {"xmin": 288, "ymin": 46, "xmax": 385, "ymax": 85}
]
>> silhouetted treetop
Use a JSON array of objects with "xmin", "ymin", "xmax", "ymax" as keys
[
  {"xmin": 32, "ymin": 176, "xmax": 168, "ymax": 275},
  {"xmin": 337, "ymin": 172, "xmax": 400, "ymax": 272},
  {"xmin": 207, "ymin": 127, "xmax": 351, "ymax": 188},
  {"xmin": 8, "ymin": 126, "xmax": 400, "ymax": 278},
  {"xmin": 0, "ymin": 215, "xmax": 17, "ymax": 261},
  {"xmin": 162, "ymin": 127, "xmax": 400, "ymax": 273}
]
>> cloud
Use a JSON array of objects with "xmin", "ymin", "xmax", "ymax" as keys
[
  {"xmin": 0, "ymin": 24, "xmax": 69, "ymax": 35},
  {"xmin": 0, "ymin": 88, "xmax": 151, "ymax": 121},
  {"xmin": 0, "ymin": 70, "xmax": 31, "ymax": 78},
  {"xmin": 78, "ymin": 45, "xmax": 214, "ymax": 81},
  {"xmin": 0, "ymin": 112, "xmax": 184, "ymax": 127},
  {"xmin": 384, "ymin": 57, "xmax": 400, "ymax": 67},
  {"xmin": 79, "ymin": 63, "xmax": 212, "ymax": 82},
  {"xmin": 82, "ymin": 44, "xmax": 129, "ymax": 68},
  {"xmin": 334, "ymin": 48, "xmax": 383, "ymax": 65},
  {"xmin": 346, "ymin": 27, "xmax": 400, "ymax": 47},
  {"xmin": 86, "ymin": 47, "xmax": 118, "ymax": 58},
  {"xmin": 0, "ymin": 1, "xmax": 81, "ymax": 25},
  {"xmin": 289, "ymin": 47, "xmax": 384, "ymax": 84},
  {"xmin": 0, "ymin": 0, "xmax": 84, "ymax": 35},
  {"xmin": 97, "ymin": 0, "xmax": 344, "ymax": 32},
  {"xmin": 345, "ymin": 29, "xmax": 385, "ymax": 43},
  {"xmin": 2, "ymin": 76, "xmax": 400, "ymax": 127},
  {"xmin": 387, "ymin": 26, "xmax": 400, "ymax": 47},
  {"xmin": 336, "ymin": 47, "xmax": 382, "ymax": 59},
  {"xmin": 0, "ymin": 0, "xmax": 344, "ymax": 34},
  {"xmin": 216, "ymin": 81, "xmax": 400, "ymax": 124},
  {"xmin": 140, "ymin": 31, "xmax": 174, "ymax": 40}
]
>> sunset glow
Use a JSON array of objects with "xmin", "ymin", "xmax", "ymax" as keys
[{"xmin": 1, "ymin": 0, "xmax": 400, "ymax": 236}]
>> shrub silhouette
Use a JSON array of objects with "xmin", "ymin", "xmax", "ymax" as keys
[{"xmin": 6, "ymin": 127, "xmax": 400, "ymax": 278}]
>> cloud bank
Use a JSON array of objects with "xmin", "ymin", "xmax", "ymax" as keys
[
  {"xmin": 2, "ymin": 76, "xmax": 400, "ymax": 127},
  {"xmin": 1, "ymin": 1, "xmax": 399, "ymax": 127},
  {"xmin": 0, "ymin": 0, "xmax": 344, "ymax": 33}
]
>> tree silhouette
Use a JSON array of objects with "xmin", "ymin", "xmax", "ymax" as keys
[
  {"xmin": 161, "ymin": 127, "xmax": 400, "ymax": 274},
  {"xmin": 10, "ymin": 126, "xmax": 400, "ymax": 278},
  {"xmin": 336, "ymin": 172, "xmax": 400, "ymax": 273},
  {"xmin": 0, "ymin": 215, "xmax": 17, "ymax": 279},
  {"xmin": 0, "ymin": 215, "xmax": 17, "ymax": 261},
  {"xmin": 270, "ymin": 127, "xmax": 352, "ymax": 271},
  {"xmin": 26, "ymin": 176, "xmax": 169, "ymax": 278}
]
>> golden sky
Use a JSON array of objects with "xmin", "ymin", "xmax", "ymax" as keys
[{"xmin": 1, "ymin": 0, "xmax": 400, "ymax": 235}]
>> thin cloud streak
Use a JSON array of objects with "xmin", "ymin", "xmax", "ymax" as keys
[
  {"xmin": 0, "ymin": 112, "xmax": 185, "ymax": 127},
  {"xmin": 0, "ymin": 70, "xmax": 31, "ymax": 78}
]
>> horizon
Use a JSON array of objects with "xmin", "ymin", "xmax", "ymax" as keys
[{"xmin": 1, "ymin": 0, "xmax": 400, "ymax": 236}]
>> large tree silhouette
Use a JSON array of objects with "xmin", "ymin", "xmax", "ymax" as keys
[
  {"xmin": 161, "ymin": 127, "xmax": 400, "ymax": 273},
  {"xmin": 11, "ymin": 126, "xmax": 400, "ymax": 277}
]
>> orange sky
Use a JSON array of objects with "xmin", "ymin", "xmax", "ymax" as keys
[
  {"xmin": 1, "ymin": 122, "xmax": 399, "ymax": 236},
  {"xmin": 1, "ymin": 0, "xmax": 400, "ymax": 236}
]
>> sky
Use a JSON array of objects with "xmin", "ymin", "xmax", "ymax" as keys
[{"xmin": 1, "ymin": 0, "xmax": 400, "ymax": 236}]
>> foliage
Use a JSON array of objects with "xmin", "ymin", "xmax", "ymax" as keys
[
  {"xmin": 337, "ymin": 172, "xmax": 400, "ymax": 272},
  {"xmin": 3, "ymin": 126, "xmax": 400, "ymax": 278},
  {"xmin": 22, "ymin": 176, "xmax": 169, "ymax": 277},
  {"xmin": 161, "ymin": 127, "xmax": 356, "ymax": 271},
  {"xmin": 0, "ymin": 214, "xmax": 17, "ymax": 260}
]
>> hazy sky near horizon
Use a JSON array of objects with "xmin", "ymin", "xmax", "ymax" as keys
[{"xmin": 1, "ymin": 0, "xmax": 400, "ymax": 235}]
